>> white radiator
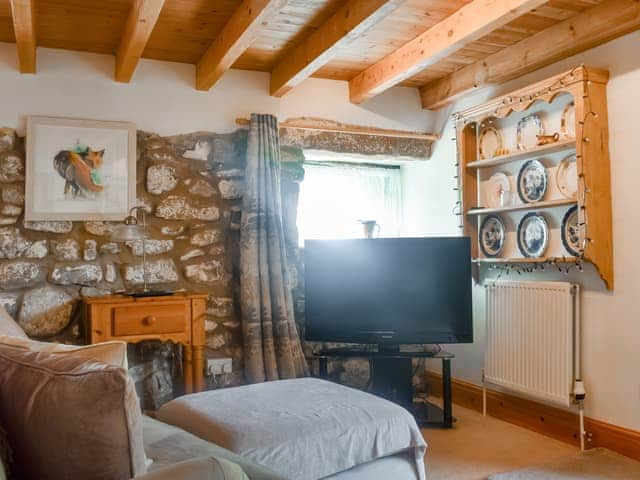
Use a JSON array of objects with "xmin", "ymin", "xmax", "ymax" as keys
[{"xmin": 485, "ymin": 281, "xmax": 580, "ymax": 407}]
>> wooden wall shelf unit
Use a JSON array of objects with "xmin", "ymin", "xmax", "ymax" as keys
[
  {"xmin": 84, "ymin": 292, "xmax": 208, "ymax": 394},
  {"xmin": 455, "ymin": 66, "xmax": 613, "ymax": 289}
]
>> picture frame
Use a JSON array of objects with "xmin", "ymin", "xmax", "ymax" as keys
[{"xmin": 25, "ymin": 116, "xmax": 136, "ymax": 221}]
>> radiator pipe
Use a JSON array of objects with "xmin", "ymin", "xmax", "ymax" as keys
[
  {"xmin": 572, "ymin": 285, "xmax": 582, "ymax": 382},
  {"xmin": 572, "ymin": 285, "xmax": 586, "ymax": 451},
  {"xmin": 579, "ymin": 401, "xmax": 586, "ymax": 451}
]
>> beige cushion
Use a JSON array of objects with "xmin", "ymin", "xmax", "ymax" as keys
[
  {"xmin": 0, "ymin": 307, "xmax": 26, "ymax": 339},
  {"xmin": 0, "ymin": 335, "xmax": 128, "ymax": 369},
  {"xmin": 0, "ymin": 344, "xmax": 147, "ymax": 480}
]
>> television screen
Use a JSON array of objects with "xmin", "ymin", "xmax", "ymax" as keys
[{"xmin": 304, "ymin": 237, "xmax": 473, "ymax": 345}]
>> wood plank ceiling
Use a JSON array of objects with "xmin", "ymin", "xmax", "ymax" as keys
[{"xmin": 0, "ymin": 0, "xmax": 637, "ymax": 109}]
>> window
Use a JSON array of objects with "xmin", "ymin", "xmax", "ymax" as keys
[{"xmin": 297, "ymin": 161, "xmax": 402, "ymax": 246}]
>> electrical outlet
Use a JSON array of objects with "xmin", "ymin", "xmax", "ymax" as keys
[{"xmin": 207, "ymin": 358, "xmax": 232, "ymax": 376}]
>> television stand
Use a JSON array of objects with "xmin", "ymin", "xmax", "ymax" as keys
[{"xmin": 315, "ymin": 347, "xmax": 455, "ymax": 428}]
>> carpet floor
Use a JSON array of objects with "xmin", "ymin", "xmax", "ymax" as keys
[
  {"xmin": 489, "ymin": 447, "xmax": 640, "ymax": 479},
  {"xmin": 421, "ymin": 403, "xmax": 578, "ymax": 480}
]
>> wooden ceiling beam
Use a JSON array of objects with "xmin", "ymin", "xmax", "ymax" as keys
[
  {"xmin": 269, "ymin": 0, "xmax": 403, "ymax": 98},
  {"xmin": 348, "ymin": 0, "xmax": 548, "ymax": 104},
  {"xmin": 10, "ymin": 0, "xmax": 36, "ymax": 73},
  {"xmin": 115, "ymin": 0, "xmax": 165, "ymax": 83},
  {"xmin": 420, "ymin": 0, "xmax": 640, "ymax": 110},
  {"xmin": 196, "ymin": 0, "xmax": 286, "ymax": 91}
]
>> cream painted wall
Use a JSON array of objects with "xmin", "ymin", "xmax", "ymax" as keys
[
  {"xmin": 400, "ymin": 161, "xmax": 458, "ymax": 237},
  {"xmin": 425, "ymin": 31, "xmax": 640, "ymax": 432},
  {"xmin": 0, "ymin": 43, "xmax": 433, "ymax": 136}
]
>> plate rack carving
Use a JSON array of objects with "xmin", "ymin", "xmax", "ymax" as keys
[{"xmin": 454, "ymin": 66, "xmax": 613, "ymax": 290}]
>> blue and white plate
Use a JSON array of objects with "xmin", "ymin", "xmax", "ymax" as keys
[
  {"xmin": 561, "ymin": 205, "xmax": 580, "ymax": 256},
  {"xmin": 516, "ymin": 114, "xmax": 544, "ymax": 150},
  {"xmin": 517, "ymin": 213, "xmax": 549, "ymax": 258},
  {"xmin": 479, "ymin": 214, "xmax": 506, "ymax": 258},
  {"xmin": 517, "ymin": 159, "xmax": 547, "ymax": 203}
]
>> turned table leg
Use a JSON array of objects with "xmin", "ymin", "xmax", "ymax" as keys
[
  {"xmin": 193, "ymin": 345, "xmax": 205, "ymax": 392},
  {"xmin": 183, "ymin": 344, "xmax": 193, "ymax": 394}
]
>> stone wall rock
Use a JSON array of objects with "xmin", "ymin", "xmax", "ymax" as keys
[
  {"xmin": 0, "ymin": 228, "xmax": 46, "ymax": 259},
  {"xmin": 190, "ymin": 229, "xmax": 221, "ymax": 247},
  {"xmin": 18, "ymin": 285, "xmax": 77, "ymax": 337},
  {"xmin": 0, "ymin": 261, "xmax": 45, "ymax": 289},
  {"xmin": 24, "ymin": 220, "xmax": 72, "ymax": 233},
  {"xmin": 52, "ymin": 239, "xmax": 80, "ymax": 261},
  {"xmin": 147, "ymin": 164, "xmax": 178, "ymax": 195},
  {"xmin": 84, "ymin": 221, "xmax": 116, "ymax": 236},
  {"xmin": 100, "ymin": 242, "xmax": 121, "ymax": 254},
  {"xmin": 50, "ymin": 264, "xmax": 103, "ymax": 286},
  {"xmin": 0, "ymin": 151, "xmax": 24, "ymax": 182},
  {"xmin": 0, "ymin": 129, "xmax": 15, "ymax": 151},
  {"xmin": 2, "ymin": 184, "xmax": 24, "ymax": 205},
  {"xmin": 126, "ymin": 239, "xmax": 174, "ymax": 256},
  {"xmin": 124, "ymin": 258, "xmax": 179, "ymax": 285},
  {"xmin": 0, "ymin": 127, "xmax": 248, "ymax": 408},
  {"xmin": 184, "ymin": 259, "xmax": 223, "ymax": 284},
  {"xmin": 155, "ymin": 195, "xmax": 219, "ymax": 221},
  {"xmin": 0, "ymin": 292, "xmax": 20, "ymax": 316},
  {"xmin": 218, "ymin": 179, "xmax": 244, "ymax": 200},
  {"xmin": 84, "ymin": 240, "xmax": 98, "ymax": 261},
  {"xmin": 186, "ymin": 178, "xmax": 216, "ymax": 198}
]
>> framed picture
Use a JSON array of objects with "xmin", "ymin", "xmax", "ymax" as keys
[{"xmin": 25, "ymin": 116, "xmax": 136, "ymax": 221}]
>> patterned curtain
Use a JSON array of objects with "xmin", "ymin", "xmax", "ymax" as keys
[{"xmin": 240, "ymin": 114, "xmax": 309, "ymax": 383}]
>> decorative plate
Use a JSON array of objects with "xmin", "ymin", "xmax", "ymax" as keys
[
  {"xmin": 484, "ymin": 172, "xmax": 511, "ymax": 208},
  {"xmin": 517, "ymin": 159, "xmax": 548, "ymax": 203},
  {"xmin": 560, "ymin": 102, "xmax": 575, "ymax": 138},
  {"xmin": 561, "ymin": 205, "xmax": 580, "ymax": 256},
  {"xmin": 517, "ymin": 212, "xmax": 549, "ymax": 258},
  {"xmin": 516, "ymin": 114, "xmax": 544, "ymax": 151},
  {"xmin": 557, "ymin": 154, "xmax": 578, "ymax": 199},
  {"xmin": 479, "ymin": 125, "xmax": 502, "ymax": 159},
  {"xmin": 479, "ymin": 214, "xmax": 506, "ymax": 258}
]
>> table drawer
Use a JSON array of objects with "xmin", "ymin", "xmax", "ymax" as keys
[{"xmin": 112, "ymin": 303, "xmax": 187, "ymax": 337}]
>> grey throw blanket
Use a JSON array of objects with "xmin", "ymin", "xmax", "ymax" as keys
[{"xmin": 158, "ymin": 378, "xmax": 427, "ymax": 480}]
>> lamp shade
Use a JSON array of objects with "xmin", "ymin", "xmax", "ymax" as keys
[{"xmin": 110, "ymin": 223, "xmax": 147, "ymax": 242}]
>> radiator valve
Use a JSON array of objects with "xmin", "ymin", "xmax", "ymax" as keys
[{"xmin": 573, "ymin": 379, "xmax": 586, "ymax": 401}]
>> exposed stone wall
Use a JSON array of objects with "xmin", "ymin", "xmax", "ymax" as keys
[
  {"xmin": 0, "ymin": 127, "xmax": 249, "ymax": 409},
  {"xmin": 0, "ymin": 121, "xmax": 426, "ymax": 406}
]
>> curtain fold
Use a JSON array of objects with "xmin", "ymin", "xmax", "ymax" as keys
[{"xmin": 240, "ymin": 113, "xmax": 309, "ymax": 383}]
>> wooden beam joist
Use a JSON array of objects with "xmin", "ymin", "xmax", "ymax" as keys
[
  {"xmin": 196, "ymin": 0, "xmax": 286, "ymax": 91},
  {"xmin": 348, "ymin": 0, "xmax": 548, "ymax": 104},
  {"xmin": 420, "ymin": 0, "xmax": 640, "ymax": 109},
  {"xmin": 10, "ymin": 0, "xmax": 36, "ymax": 73},
  {"xmin": 115, "ymin": 0, "xmax": 165, "ymax": 83},
  {"xmin": 235, "ymin": 116, "xmax": 439, "ymax": 141},
  {"xmin": 269, "ymin": 0, "xmax": 402, "ymax": 98}
]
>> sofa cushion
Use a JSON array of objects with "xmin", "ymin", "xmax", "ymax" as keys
[
  {"xmin": 134, "ymin": 457, "xmax": 249, "ymax": 480},
  {"xmin": 0, "ymin": 335, "xmax": 128, "ymax": 369},
  {"xmin": 0, "ymin": 344, "xmax": 147, "ymax": 480},
  {"xmin": 142, "ymin": 416, "xmax": 285, "ymax": 480},
  {"xmin": 0, "ymin": 307, "xmax": 26, "ymax": 339},
  {"xmin": 0, "ymin": 423, "xmax": 10, "ymax": 480}
]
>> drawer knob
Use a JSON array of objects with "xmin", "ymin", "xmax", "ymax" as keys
[{"xmin": 143, "ymin": 315, "xmax": 157, "ymax": 326}]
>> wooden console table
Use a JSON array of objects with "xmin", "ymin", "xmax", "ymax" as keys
[{"xmin": 83, "ymin": 293, "xmax": 208, "ymax": 394}]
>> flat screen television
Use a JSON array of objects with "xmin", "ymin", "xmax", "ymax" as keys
[{"xmin": 304, "ymin": 237, "xmax": 473, "ymax": 345}]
